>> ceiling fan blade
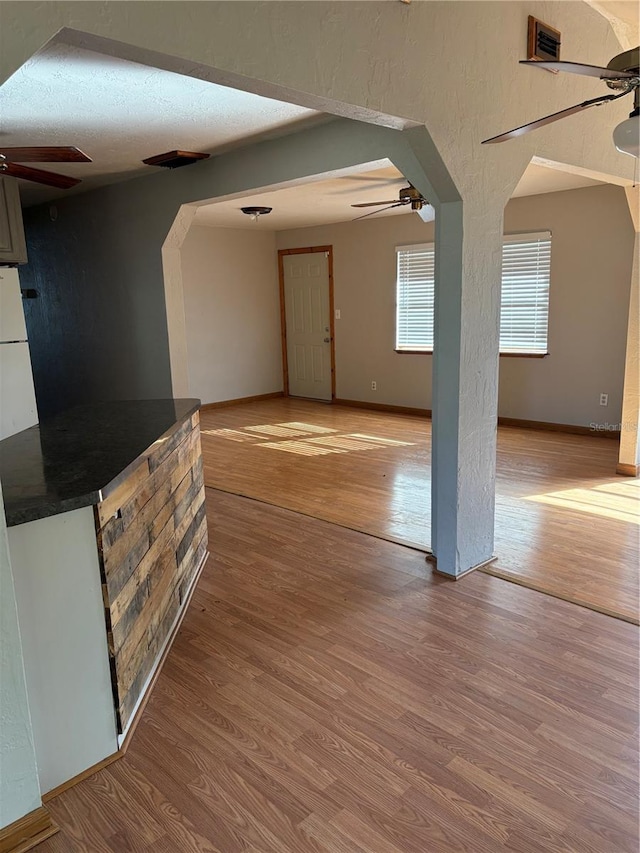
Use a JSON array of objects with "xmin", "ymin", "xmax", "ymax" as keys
[
  {"xmin": 0, "ymin": 146, "xmax": 92, "ymax": 163},
  {"xmin": 3, "ymin": 163, "xmax": 82, "ymax": 188},
  {"xmin": 520, "ymin": 59, "xmax": 636, "ymax": 80},
  {"xmin": 482, "ymin": 92, "xmax": 627, "ymax": 144},
  {"xmin": 353, "ymin": 203, "xmax": 405, "ymax": 222},
  {"xmin": 351, "ymin": 199, "xmax": 408, "ymax": 208}
]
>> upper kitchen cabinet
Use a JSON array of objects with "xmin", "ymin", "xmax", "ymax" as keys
[{"xmin": 0, "ymin": 176, "xmax": 28, "ymax": 265}]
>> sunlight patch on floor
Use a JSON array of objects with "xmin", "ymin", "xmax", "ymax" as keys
[
  {"xmin": 278, "ymin": 422, "xmax": 339, "ymax": 434},
  {"xmin": 305, "ymin": 435, "xmax": 389, "ymax": 451},
  {"xmin": 201, "ymin": 428, "xmax": 258, "ymax": 442},
  {"xmin": 243, "ymin": 425, "xmax": 310, "ymax": 437},
  {"xmin": 258, "ymin": 432, "xmax": 414, "ymax": 456},
  {"xmin": 349, "ymin": 433, "xmax": 413, "ymax": 447},
  {"xmin": 202, "ymin": 422, "xmax": 340, "ymax": 441},
  {"xmin": 202, "ymin": 422, "xmax": 414, "ymax": 455},
  {"xmin": 259, "ymin": 440, "xmax": 344, "ymax": 456},
  {"xmin": 525, "ymin": 480, "xmax": 640, "ymax": 525}
]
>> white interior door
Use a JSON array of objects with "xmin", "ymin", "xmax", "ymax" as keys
[{"xmin": 282, "ymin": 251, "xmax": 332, "ymax": 401}]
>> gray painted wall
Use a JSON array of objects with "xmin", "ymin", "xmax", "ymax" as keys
[{"xmin": 22, "ymin": 178, "xmax": 176, "ymax": 416}]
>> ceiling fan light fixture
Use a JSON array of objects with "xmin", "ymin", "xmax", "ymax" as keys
[
  {"xmin": 613, "ymin": 110, "xmax": 640, "ymax": 158},
  {"xmin": 241, "ymin": 206, "xmax": 272, "ymax": 222}
]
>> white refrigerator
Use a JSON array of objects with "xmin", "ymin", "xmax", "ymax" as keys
[{"xmin": 0, "ymin": 268, "xmax": 38, "ymax": 439}]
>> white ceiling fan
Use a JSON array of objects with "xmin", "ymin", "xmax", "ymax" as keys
[{"xmin": 482, "ymin": 46, "xmax": 639, "ymax": 157}]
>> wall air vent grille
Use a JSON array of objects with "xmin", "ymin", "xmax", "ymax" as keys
[
  {"xmin": 528, "ymin": 16, "xmax": 561, "ymax": 63},
  {"xmin": 142, "ymin": 150, "xmax": 210, "ymax": 169}
]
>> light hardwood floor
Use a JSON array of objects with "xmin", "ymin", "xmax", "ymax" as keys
[
  {"xmin": 199, "ymin": 399, "xmax": 639, "ymax": 624},
  {"xmin": 39, "ymin": 490, "xmax": 639, "ymax": 852}
]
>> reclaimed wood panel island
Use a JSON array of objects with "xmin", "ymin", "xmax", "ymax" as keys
[{"xmin": 0, "ymin": 399, "xmax": 207, "ymax": 794}]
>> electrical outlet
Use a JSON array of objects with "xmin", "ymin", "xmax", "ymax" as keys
[
  {"xmin": 371, "ymin": 381, "xmax": 377, "ymax": 391},
  {"xmin": 599, "ymin": 393, "xmax": 608, "ymax": 406}
]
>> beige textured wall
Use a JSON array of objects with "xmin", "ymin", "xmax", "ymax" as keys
[
  {"xmin": 618, "ymin": 186, "xmax": 639, "ymax": 468},
  {"xmin": 500, "ymin": 185, "xmax": 633, "ymax": 426},
  {"xmin": 180, "ymin": 225, "xmax": 283, "ymax": 405},
  {"xmin": 276, "ymin": 184, "xmax": 634, "ymax": 426}
]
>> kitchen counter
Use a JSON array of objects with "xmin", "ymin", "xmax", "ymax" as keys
[
  {"xmin": 0, "ymin": 398, "xmax": 200, "ymax": 526},
  {"xmin": 5, "ymin": 397, "xmax": 208, "ymax": 792}
]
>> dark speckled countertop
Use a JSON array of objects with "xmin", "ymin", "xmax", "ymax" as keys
[{"xmin": 0, "ymin": 398, "xmax": 200, "ymax": 527}]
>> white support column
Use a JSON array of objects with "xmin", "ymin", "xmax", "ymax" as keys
[
  {"xmin": 431, "ymin": 196, "xmax": 505, "ymax": 576},
  {"xmin": 618, "ymin": 187, "xmax": 639, "ymax": 476}
]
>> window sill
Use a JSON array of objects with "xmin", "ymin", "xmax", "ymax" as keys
[
  {"xmin": 395, "ymin": 349, "xmax": 549, "ymax": 359},
  {"xmin": 499, "ymin": 352, "xmax": 549, "ymax": 359}
]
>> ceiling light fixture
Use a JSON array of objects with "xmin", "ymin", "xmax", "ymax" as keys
[
  {"xmin": 613, "ymin": 90, "xmax": 639, "ymax": 157},
  {"xmin": 241, "ymin": 206, "xmax": 272, "ymax": 222}
]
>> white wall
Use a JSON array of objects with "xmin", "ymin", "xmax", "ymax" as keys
[
  {"xmin": 0, "ymin": 482, "xmax": 41, "ymax": 829},
  {"xmin": 9, "ymin": 508, "xmax": 119, "ymax": 794},
  {"xmin": 180, "ymin": 225, "xmax": 283, "ymax": 405},
  {"xmin": 277, "ymin": 184, "xmax": 634, "ymax": 426}
]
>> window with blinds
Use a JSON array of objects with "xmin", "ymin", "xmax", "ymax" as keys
[
  {"xmin": 395, "ymin": 231, "xmax": 551, "ymax": 354},
  {"xmin": 396, "ymin": 243, "xmax": 436, "ymax": 352},
  {"xmin": 499, "ymin": 232, "xmax": 551, "ymax": 354}
]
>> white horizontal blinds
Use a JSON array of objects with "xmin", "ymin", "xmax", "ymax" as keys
[
  {"xmin": 500, "ymin": 232, "xmax": 551, "ymax": 354},
  {"xmin": 396, "ymin": 243, "xmax": 435, "ymax": 351},
  {"xmin": 396, "ymin": 233, "xmax": 551, "ymax": 354}
]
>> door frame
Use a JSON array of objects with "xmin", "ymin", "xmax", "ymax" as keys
[{"xmin": 277, "ymin": 245, "xmax": 336, "ymax": 400}]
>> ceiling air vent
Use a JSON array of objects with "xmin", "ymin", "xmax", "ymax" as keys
[
  {"xmin": 142, "ymin": 150, "xmax": 210, "ymax": 169},
  {"xmin": 527, "ymin": 16, "xmax": 561, "ymax": 64}
]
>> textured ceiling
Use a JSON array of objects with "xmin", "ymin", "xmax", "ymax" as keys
[
  {"xmin": 1, "ymin": 34, "xmax": 611, "ymax": 216},
  {"xmin": 0, "ymin": 42, "xmax": 323, "ymax": 206},
  {"xmin": 192, "ymin": 163, "xmax": 605, "ymax": 231},
  {"xmin": 511, "ymin": 164, "xmax": 604, "ymax": 198},
  {"xmin": 585, "ymin": 1, "xmax": 640, "ymax": 50},
  {"xmin": 194, "ymin": 166, "xmax": 421, "ymax": 231}
]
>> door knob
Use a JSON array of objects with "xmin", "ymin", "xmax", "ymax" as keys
[{"xmin": 324, "ymin": 337, "xmax": 330, "ymax": 343}]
